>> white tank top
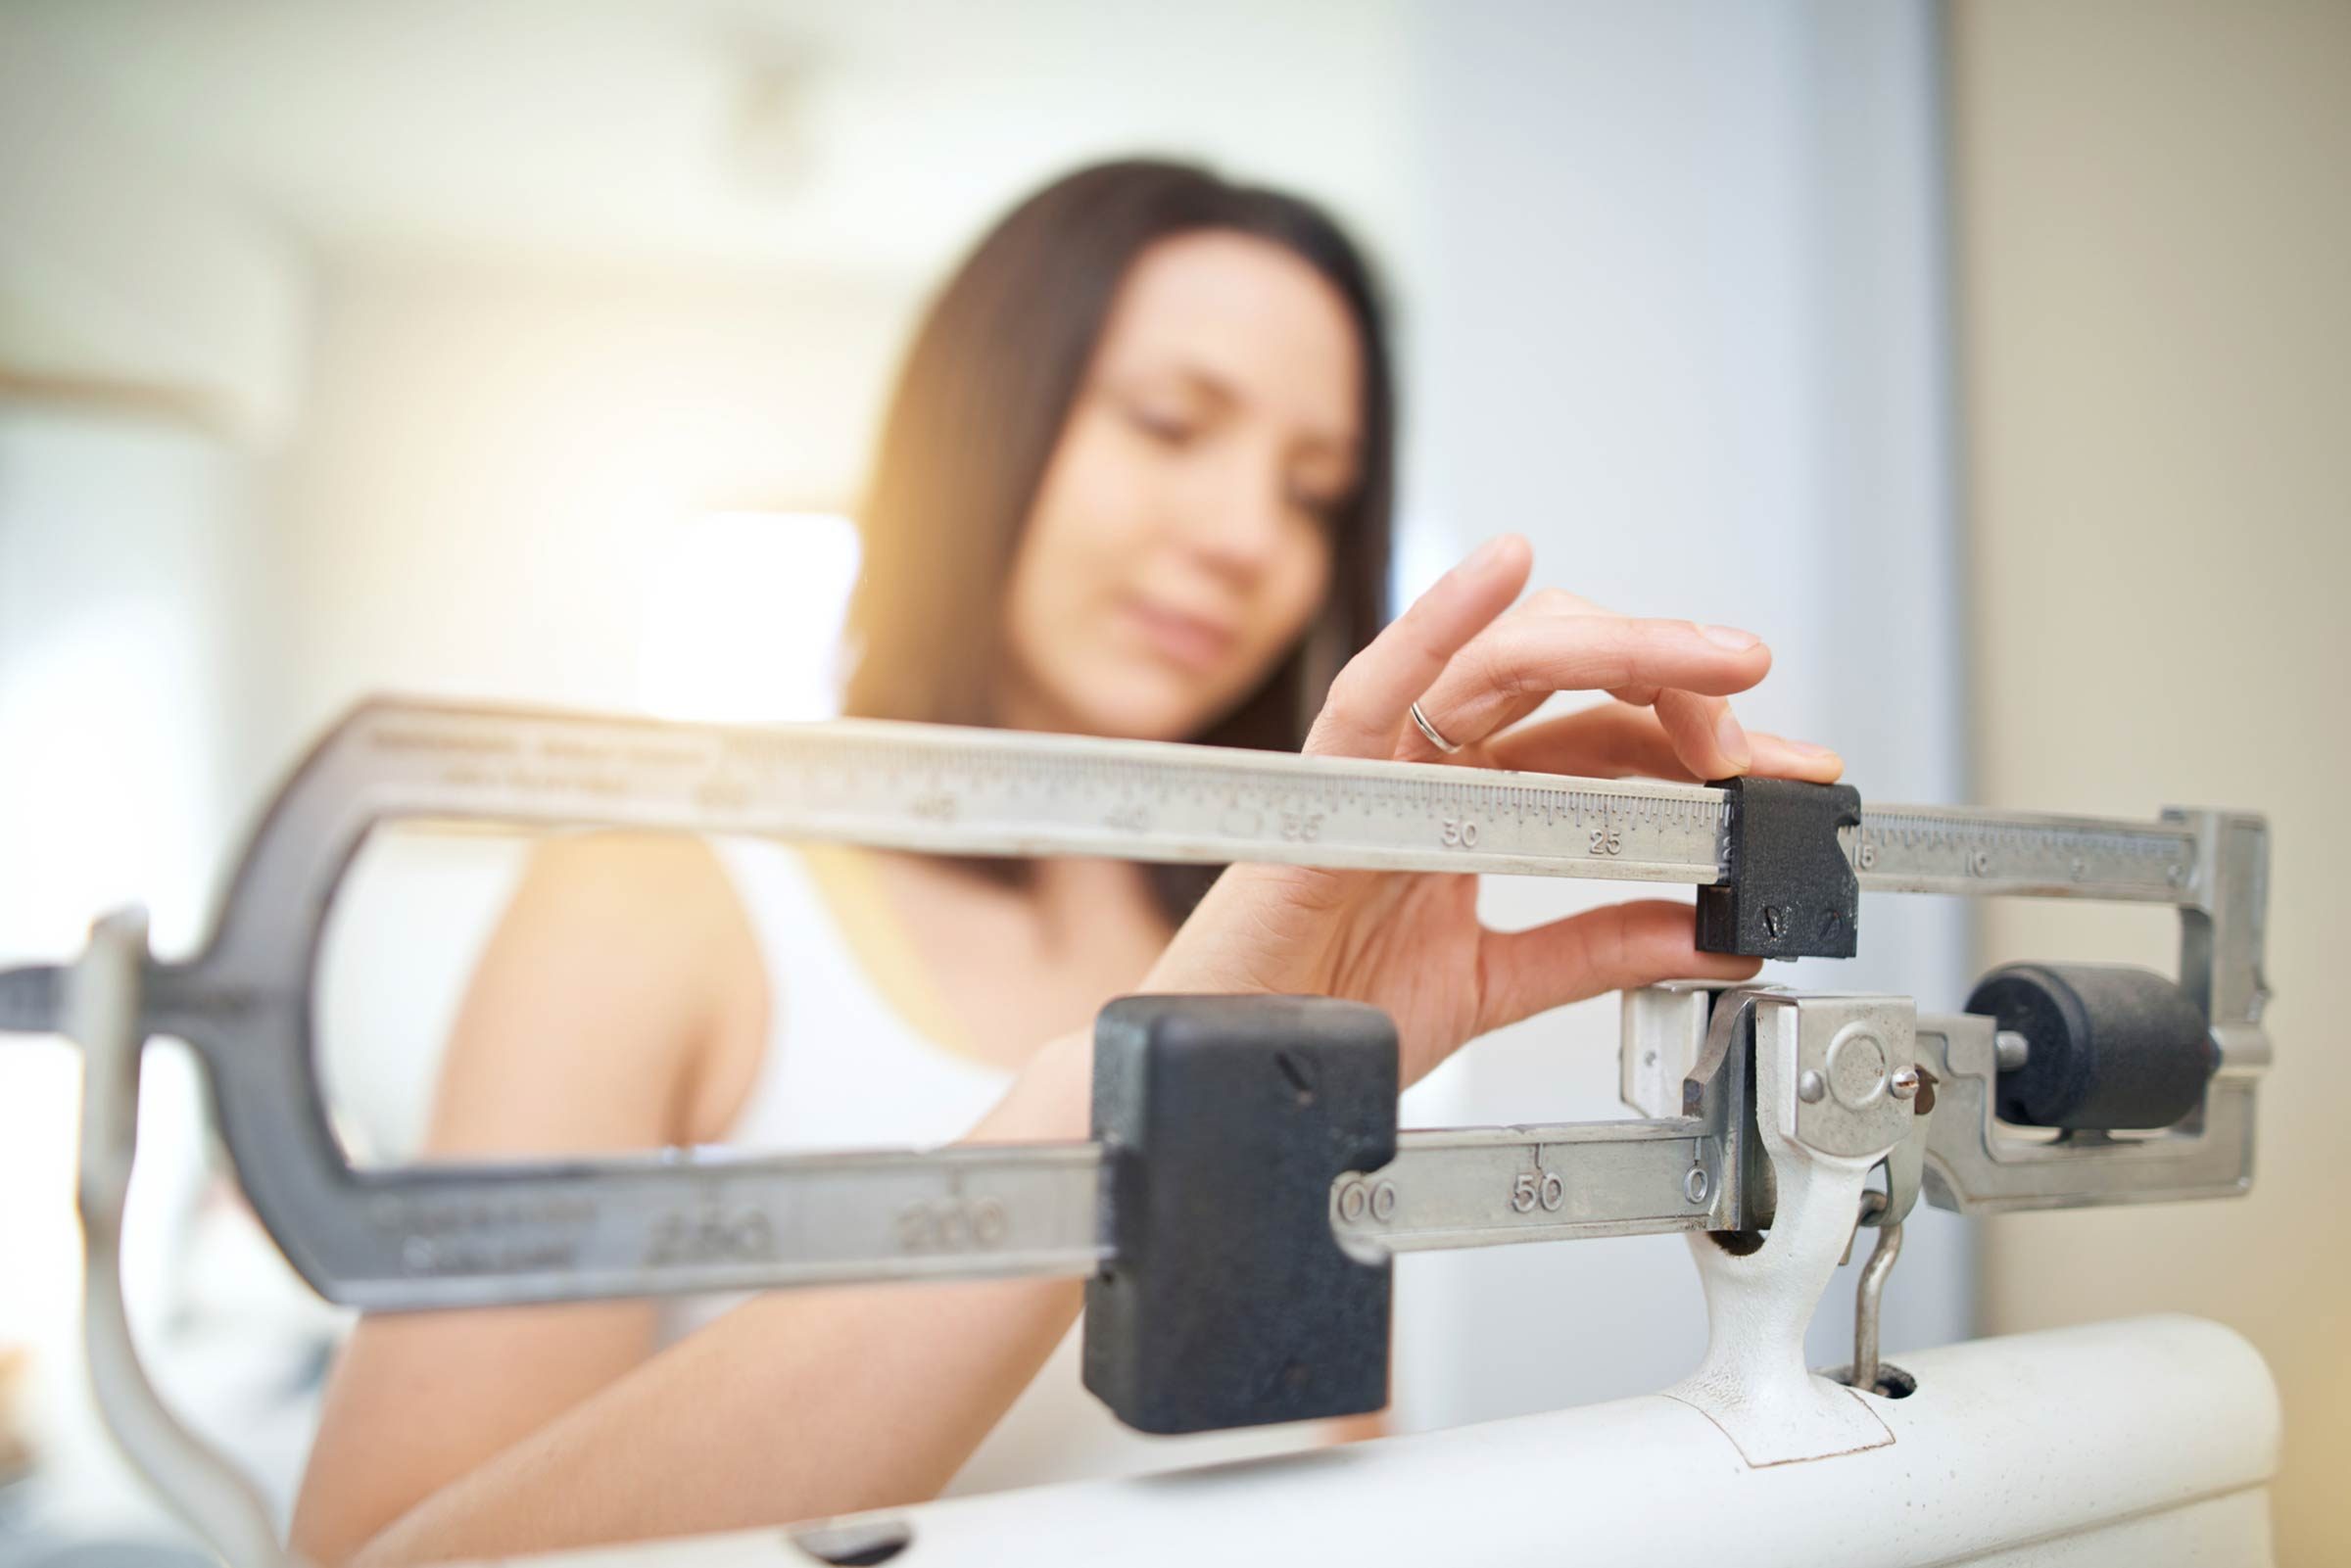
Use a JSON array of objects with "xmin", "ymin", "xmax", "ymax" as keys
[{"xmin": 655, "ymin": 836, "xmax": 1356, "ymax": 1495}]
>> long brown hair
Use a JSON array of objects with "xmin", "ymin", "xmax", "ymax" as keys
[{"xmin": 842, "ymin": 159, "xmax": 1396, "ymax": 921}]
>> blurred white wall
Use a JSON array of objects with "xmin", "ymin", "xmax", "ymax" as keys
[
  {"xmin": 0, "ymin": 0, "xmax": 1971, "ymax": 1544},
  {"xmin": 1392, "ymin": 0, "xmax": 1969, "ymax": 1427}
]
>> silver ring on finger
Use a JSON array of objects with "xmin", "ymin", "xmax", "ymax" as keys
[{"xmin": 1410, "ymin": 698, "xmax": 1464, "ymax": 756}]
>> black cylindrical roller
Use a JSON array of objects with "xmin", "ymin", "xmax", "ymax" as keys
[{"xmin": 1965, "ymin": 963, "xmax": 2214, "ymax": 1130}]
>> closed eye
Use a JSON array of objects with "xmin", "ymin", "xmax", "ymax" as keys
[{"xmin": 1122, "ymin": 400, "xmax": 1200, "ymax": 447}]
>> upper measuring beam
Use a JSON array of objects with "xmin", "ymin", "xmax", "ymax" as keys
[{"xmin": 259, "ymin": 698, "xmax": 2199, "ymax": 908}]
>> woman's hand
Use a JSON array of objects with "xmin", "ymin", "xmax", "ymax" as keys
[{"xmin": 1141, "ymin": 534, "xmax": 1845, "ymax": 1087}]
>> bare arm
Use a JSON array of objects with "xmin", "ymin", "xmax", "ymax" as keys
[
  {"xmin": 290, "ymin": 832, "xmax": 1101, "ymax": 1566},
  {"xmin": 345, "ymin": 1039, "xmax": 1092, "ymax": 1566},
  {"xmin": 289, "ymin": 832, "xmax": 768, "ymax": 1563}
]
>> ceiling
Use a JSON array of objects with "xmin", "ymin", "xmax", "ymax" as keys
[{"xmin": 5, "ymin": 0, "xmax": 1418, "ymax": 281}]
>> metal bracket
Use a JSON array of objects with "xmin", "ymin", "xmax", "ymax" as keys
[
  {"xmin": 71, "ymin": 910, "xmax": 296, "ymax": 1568},
  {"xmin": 1920, "ymin": 809, "xmax": 2267, "ymax": 1214},
  {"xmin": 1665, "ymin": 993, "xmax": 1916, "ymax": 1465},
  {"xmin": 1631, "ymin": 981, "xmax": 1926, "ymax": 1235}
]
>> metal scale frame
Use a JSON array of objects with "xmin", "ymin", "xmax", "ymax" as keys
[{"xmin": 0, "ymin": 698, "xmax": 2272, "ymax": 1565}]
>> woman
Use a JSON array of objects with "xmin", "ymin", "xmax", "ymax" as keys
[{"xmin": 291, "ymin": 160, "xmax": 1841, "ymax": 1565}]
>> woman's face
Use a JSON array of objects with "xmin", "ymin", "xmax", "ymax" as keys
[{"xmin": 998, "ymin": 230, "xmax": 1364, "ymax": 741}]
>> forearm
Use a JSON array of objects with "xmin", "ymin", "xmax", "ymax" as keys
[{"xmin": 348, "ymin": 1030, "xmax": 1093, "ymax": 1567}]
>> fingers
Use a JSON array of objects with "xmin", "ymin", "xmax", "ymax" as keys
[
  {"xmin": 1468, "ymin": 702, "xmax": 1847, "ymax": 785},
  {"xmin": 1644, "ymin": 693, "xmax": 1842, "ymax": 783},
  {"xmin": 1483, "ymin": 614, "xmax": 1771, "ymax": 700},
  {"xmin": 1744, "ymin": 730, "xmax": 1845, "ymax": 783},
  {"xmin": 1474, "ymin": 900, "xmax": 1760, "ymax": 1036},
  {"xmin": 1305, "ymin": 534, "xmax": 1532, "ymax": 760},
  {"xmin": 1406, "ymin": 587, "xmax": 1610, "ymax": 751},
  {"xmin": 1654, "ymin": 689, "xmax": 1751, "ymax": 779},
  {"xmin": 1401, "ymin": 612, "xmax": 1771, "ymax": 763},
  {"xmin": 1323, "ymin": 550, "xmax": 1842, "ymax": 785},
  {"xmin": 1478, "ymin": 703, "xmax": 1695, "ymax": 780}
]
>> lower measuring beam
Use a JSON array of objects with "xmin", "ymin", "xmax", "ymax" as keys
[
  {"xmin": 308, "ymin": 1073, "xmax": 1741, "ymax": 1315},
  {"xmin": 347, "ymin": 996, "xmax": 1748, "ymax": 1436}
]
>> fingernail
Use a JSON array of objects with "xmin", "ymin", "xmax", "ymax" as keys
[
  {"xmin": 1782, "ymin": 737, "xmax": 1839, "ymax": 759},
  {"xmin": 1700, "ymin": 624, "xmax": 1760, "ymax": 651},
  {"xmin": 1714, "ymin": 710, "xmax": 1752, "ymax": 771}
]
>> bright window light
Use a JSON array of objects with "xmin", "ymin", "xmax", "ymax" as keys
[{"xmin": 636, "ymin": 510, "xmax": 860, "ymax": 723}]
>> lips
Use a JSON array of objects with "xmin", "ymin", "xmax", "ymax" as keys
[{"xmin": 1120, "ymin": 595, "xmax": 1239, "ymax": 674}]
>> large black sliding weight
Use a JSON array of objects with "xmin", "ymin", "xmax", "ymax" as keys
[{"xmin": 1082, "ymin": 995, "xmax": 1398, "ymax": 1435}]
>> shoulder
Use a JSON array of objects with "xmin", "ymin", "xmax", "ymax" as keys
[
  {"xmin": 453, "ymin": 832, "xmax": 772, "ymax": 1146},
  {"xmin": 498, "ymin": 832, "xmax": 760, "ymax": 975},
  {"xmin": 513, "ymin": 830, "xmax": 741, "ymax": 916},
  {"xmin": 507, "ymin": 827, "xmax": 770, "ymax": 1029}
]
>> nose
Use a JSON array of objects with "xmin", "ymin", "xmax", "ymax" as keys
[{"xmin": 1177, "ymin": 436, "xmax": 1292, "ymax": 586}]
